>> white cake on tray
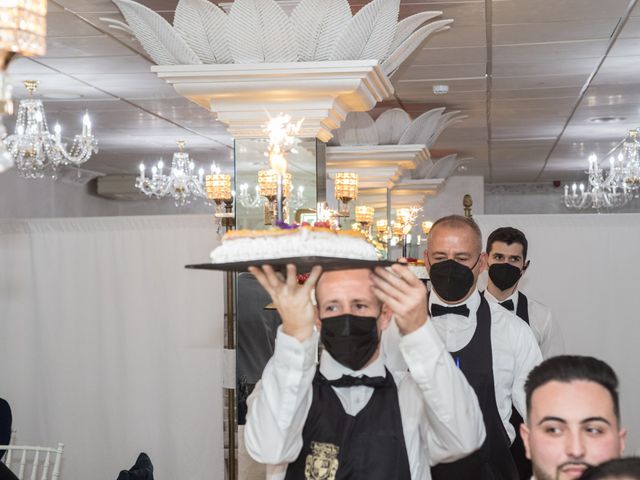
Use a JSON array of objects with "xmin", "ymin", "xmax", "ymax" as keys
[{"xmin": 210, "ymin": 226, "xmax": 378, "ymax": 263}]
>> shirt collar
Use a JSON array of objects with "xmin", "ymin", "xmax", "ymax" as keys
[
  {"xmin": 319, "ymin": 348, "xmax": 386, "ymax": 381},
  {"xmin": 484, "ymin": 288, "xmax": 519, "ymax": 310},
  {"xmin": 430, "ymin": 288, "xmax": 481, "ymax": 312}
]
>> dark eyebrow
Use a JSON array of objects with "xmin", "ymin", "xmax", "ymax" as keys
[
  {"xmin": 538, "ymin": 416, "xmax": 566, "ymax": 426},
  {"xmin": 537, "ymin": 416, "xmax": 612, "ymax": 426},
  {"xmin": 581, "ymin": 417, "xmax": 611, "ymax": 426}
]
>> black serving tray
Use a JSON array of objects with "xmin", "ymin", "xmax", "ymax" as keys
[{"xmin": 186, "ymin": 256, "xmax": 397, "ymax": 273}]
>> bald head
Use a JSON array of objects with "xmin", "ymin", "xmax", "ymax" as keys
[{"xmin": 428, "ymin": 215, "xmax": 483, "ymax": 255}]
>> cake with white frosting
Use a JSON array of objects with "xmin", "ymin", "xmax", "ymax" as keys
[{"xmin": 210, "ymin": 226, "xmax": 378, "ymax": 263}]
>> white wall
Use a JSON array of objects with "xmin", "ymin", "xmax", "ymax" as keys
[
  {"xmin": 476, "ymin": 213, "xmax": 640, "ymax": 455},
  {"xmin": 0, "ymin": 215, "xmax": 224, "ymax": 479},
  {"xmin": 422, "ymin": 175, "xmax": 485, "ymax": 220},
  {"xmin": 0, "ymin": 169, "xmax": 215, "ymax": 218}
]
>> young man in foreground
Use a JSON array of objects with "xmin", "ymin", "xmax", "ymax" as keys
[
  {"xmin": 245, "ymin": 263, "xmax": 485, "ymax": 479},
  {"xmin": 521, "ymin": 355, "xmax": 627, "ymax": 480}
]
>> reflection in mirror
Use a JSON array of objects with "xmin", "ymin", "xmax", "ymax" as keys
[{"xmin": 235, "ymin": 138, "xmax": 325, "ymax": 431}]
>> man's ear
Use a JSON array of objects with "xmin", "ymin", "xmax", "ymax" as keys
[
  {"xmin": 478, "ymin": 251, "xmax": 488, "ymax": 274},
  {"xmin": 520, "ymin": 422, "xmax": 532, "ymax": 460},
  {"xmin": 379, "ymin": 303, "xmax": 392, "ymax": 331},
  {"xmin": 523, "ymin": 260, "xmax": 530, "ymax": 271},
  {"xmin": 619, "ymin": 427, "xmax": 627, "ymax": 455}
]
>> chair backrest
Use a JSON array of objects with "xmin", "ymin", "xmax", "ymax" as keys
[{"xmin": 0, "ymin": 443, "xmax": 64, "ymax": 480}]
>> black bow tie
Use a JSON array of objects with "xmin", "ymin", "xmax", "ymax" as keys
[
  {"xmin": 327, "ymin": 374, "xmax": 387, "ymax": 388},
  {"xmin": 430, "ymin": 303, "xmax": 470, "ymax": 317},
  {"xmin": 499, "ymin": 299, "xmax": 515, "ymax": 311}
]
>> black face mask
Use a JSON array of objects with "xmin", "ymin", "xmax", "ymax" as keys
[
  {"xmin": 320, "ymin": 313, "xmax": 379, "ymax": 371},
  {"xmin": 428, "ymin": 256, "xmax": 480, "ymax": 303},
  {"xmin": 488, "ymin": 263, "xmax": 523, "ymax": 291}
]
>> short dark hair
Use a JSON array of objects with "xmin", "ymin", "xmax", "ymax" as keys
[
  {"xmin": 486, "ymin": 227, "xmax": 528, "ymax": 260},
  {"xmin": 525, "ymin": 355, "xmax": 620, "ymax": 422},
  {"xmin": 429, "ymin": 215, "xmax": 483, "ymax": 253},
  {"xmin": 579, "ymin": 457, "xmax": 640, "ymax": 480}
]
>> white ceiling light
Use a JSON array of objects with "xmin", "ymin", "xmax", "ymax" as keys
[{"xmin": 432, "ymin": 85, "xmax": 449, "ymax": 95}]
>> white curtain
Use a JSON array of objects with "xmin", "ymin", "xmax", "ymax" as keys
[
  {"xmin": 0, "ymin": 215, "xmax": 224, "ymax": 479},
  {"xmin": 476, "ymin": 213, "xmax": 640, "ymax": 454}
]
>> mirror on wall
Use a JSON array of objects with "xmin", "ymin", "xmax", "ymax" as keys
[{"xmin": 234, "ymin": 138, "xmax": 326, "ymax": 424}]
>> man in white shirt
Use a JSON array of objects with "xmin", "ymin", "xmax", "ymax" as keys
[
  {"xmin": 484, "ymin": 226, "xmax": 565, "ymax": 479},
  {"xmin": 422, "ymin": 215, "xmax": 542, "ymax": 480},
  {"xmin": 484, "ymin": 226, "xmax": 565, "ymax": 359},
  {"xmin": 521, "ymin": 355, "xmax": 627, "ymax": 480},
  {"xmin": 244, "ymin": 263, "xmax": 485, "ymax": 480}
]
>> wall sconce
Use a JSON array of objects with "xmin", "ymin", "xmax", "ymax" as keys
[
  {"xmin": 258, "ymin": 169, "xmax": 292, "ymax": 224},
  {"xmin": 353, "ymin": 205, "xmax": 375, "ymax": 237},
  {"xmin": 422, "ymin": 221, "xmax": 433, "ymax": 236},
  {"xmin": 396, "ymin": 208, "xmax": 413, "ymax": 235},
  {"xmin": 334, "ymin": 172, "xmax": 358, "ymax": 217},
  {"xmin": 355, "ymin": 205, "xmax": 374, "ymax": 226},
  {"xmin": 206, "ymin": 173, "xmax": 234, "ymax": 228},
  {"xmin": 375, "ymin": 219, "xmax": 390, "ymax": 245}
]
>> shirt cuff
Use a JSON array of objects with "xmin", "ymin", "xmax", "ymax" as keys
[{"xmin": 273, "ymin": 325, "xmax": 318, "ymax": 371}]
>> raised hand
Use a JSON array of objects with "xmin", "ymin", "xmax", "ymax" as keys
[
  {"xmin": 248, "ymin": 264, "xmax": 322, "ymax": 342},
  {"xmin": 370, "ymin": 262, "xmax": 428, "ymax": 335}
]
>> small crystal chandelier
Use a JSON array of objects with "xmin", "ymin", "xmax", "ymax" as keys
[
  {"xmin": 3, "ymin": 80, "xmax": 98, "ymax": 178},
  {"xmin": 619, "ymin": 129, "xmax": 640, "ymax": 195},
  {"xmin": 136, "ymin": 140, "xmax": 219, "ymax": 207},
  {"xmin": 563, "ymin": 153, "xmax": 633, "ymax": 211},
  {"xmin": 237, "ymin": 183, "xmax": 264, "ymax": 208}
]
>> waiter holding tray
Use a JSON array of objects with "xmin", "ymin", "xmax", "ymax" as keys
[{"xmin": 244, "ymin": 258, "xmax": 486, "ymax": 480}]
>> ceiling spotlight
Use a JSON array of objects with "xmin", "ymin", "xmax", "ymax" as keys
[{"xmin": 432, "ymin": 85, "xmax": 449, "ymax": 95}]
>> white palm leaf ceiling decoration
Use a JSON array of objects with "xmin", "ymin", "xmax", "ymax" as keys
[
  {"xmin": 113, "ymin": 0, "xmax": 452, "ymax": 72},
  {"xmin": 332, "ymin": 108, "xmax": 467, "ymax": 149}
]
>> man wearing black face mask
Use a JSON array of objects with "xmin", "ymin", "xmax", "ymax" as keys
[
  {"xmin": 485, "ymin": 227, "xmax": 565, "ymax": 359},
  {"xmin": 244, "ymin": 264, "xmax": 485, "ymax": 480},
  {"xmin": 417, "ymin": 215, "xmax": 542, "ymax": 480},
  {"xmin": 484, "ymin": 227, "xmax": 565, "ymax": 480}
]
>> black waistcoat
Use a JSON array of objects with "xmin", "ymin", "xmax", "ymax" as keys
[
  {"xmin": 285, "ymin": 368, "xmax": 411, "ymax": 480},
  {"xmin": 515, "ymin": 292, "xmax": 530, "ymax": 325},
  {"xmin": 510, "ymin": 291, "xmax": 532, "ymax": 479},
  {"xmin": 431, "ymin": 294, "xmax": 518, "ymax": 480}
]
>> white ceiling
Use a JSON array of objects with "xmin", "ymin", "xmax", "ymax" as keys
[{"xmin": 7, "ymin": 0, "xmax": 640, "ymax": 184}]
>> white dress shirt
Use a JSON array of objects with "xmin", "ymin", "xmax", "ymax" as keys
[
  {"xmin": 383, "ymin": 289, "xmax": 542, "ymax": 444},
  {"xmin": 245, "ymin": 321, "xmax": 486, "ymax": 480},
  {"xmin": 484, "ymin": 289, "xmax": 565, "ymax": 359}
]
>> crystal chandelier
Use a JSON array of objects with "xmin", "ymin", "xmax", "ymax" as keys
[
  {"xmin": 563, "ymin": 152, "xmax": 633, "ymax": 211},
  {"xmin": 619, "ymin": 129, "xmax": 640, "ymax": 195},
  {"xmin": 136, "ymin": 140, "xmax": 219, "ymax": 207},
  {"xmin": 3, "ymin": 80, "xmax": 98, "ymax": 178},
  {"xmin": 0, "ymin": 0, "xmax": 47, "ymax": 173},
  {"xmin": 237, "ymin": 183, "xmax": 263, "ymax": 208}
]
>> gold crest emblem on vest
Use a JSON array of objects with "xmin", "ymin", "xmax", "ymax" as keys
[{"xmin": 304, "ymin": 441, "xmax": 339, "ymax": 480}]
